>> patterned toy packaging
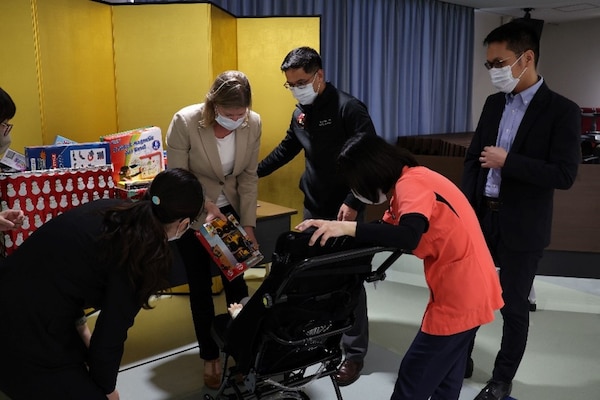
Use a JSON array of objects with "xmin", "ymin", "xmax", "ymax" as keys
[
  {"xmin": 0, "ymin": 166, "xmax": 115, "ymax": 255},
  {"xmin": 195, "ymin": 213, "xmax": 263, "ymax": 281},
  {"xmin": 100, "ymin": 126, "xmax": 165, "ymax": 185}
]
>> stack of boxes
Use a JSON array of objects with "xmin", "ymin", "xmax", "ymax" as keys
[{"xmin": 0, "ymin": 126, "xmax": 166, "ymax": 255}]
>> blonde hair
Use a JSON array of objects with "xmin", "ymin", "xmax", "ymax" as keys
[{"xmin": 201, "ymin": 70, "xmax": 252, "ymax": 128}]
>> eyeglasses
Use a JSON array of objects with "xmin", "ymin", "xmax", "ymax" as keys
[
  {"xmin": 283, "ymin": 71, "xmax": 318, "ymax": 90},
  {"xmin": 1, "ymin": 122, "xmax": 13, "ymax": 136},
  {"xmin": 484, "ymin": 54, "xmax": 521, "ymax": 70}
]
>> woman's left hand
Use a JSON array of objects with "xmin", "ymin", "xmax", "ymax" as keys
[
  {"xmin": 243, "ymin": 226, "xmax": 259, "ymax": 250},
  {"xmin": 295, "ymin": 219, "xmax": 357, "ymax": 246}
]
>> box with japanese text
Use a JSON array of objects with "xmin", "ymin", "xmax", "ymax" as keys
[
  {"xmin": 0, "ymin": 148, "xmax": 27, "ymax": 172},
  {"xmin": 24, "ymin": 142, "xmax": 111, "ymax": 170}
]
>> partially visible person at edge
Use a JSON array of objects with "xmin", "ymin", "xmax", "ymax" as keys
[
  {"xmin": 461, "ymin": 21, "xmax": 581, "ymax": 400},
  {"xmin": 0, "ymin": 87, "xmax": 15, "ymax": 156},
  {"xmin": 165, "ymin": 70, "xmax": 261, "ymax": 389},
  {"xmin": 257, "ymin": 46, "xmax": 376, "ymax": 387},
  {"xmin": 0, "ymin": 168, "xmax": 204, "ymax": 400},
  {"xmin": 0, "ymin": 87, "xmax": 24, "ymax": 237},
  {"xmin": 296, "ymin": 132, "xmax": 504, "ymax": 400}
]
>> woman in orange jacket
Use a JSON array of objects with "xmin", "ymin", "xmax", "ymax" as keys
[{"xmin": 296, "ymin": 133, "xmax": 503, "ymax": 400}]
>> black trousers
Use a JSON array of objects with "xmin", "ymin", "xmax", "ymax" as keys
[
  {"xmin": 0, "ymin": 361, "xmax": 107, "ymax": 400},
  {"xmin": 176, "ymin": 205, "xmax": 249, "ymax": 361},
  {"xmin": 477, "ymin": 206, "xmax": 542, "ymax": 383},
  {"xmin": 391, "ymin": 327, "xmax": 477, "ymax": 400}
]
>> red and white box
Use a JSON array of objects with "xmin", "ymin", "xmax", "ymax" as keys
[{"xmin": 0, "ymin": 166, "xmax": 115, "ymax": 255}]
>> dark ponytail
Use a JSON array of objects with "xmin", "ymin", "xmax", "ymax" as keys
[{"xmin": 103, "ymin": 168, "xmax": 204, "ymax": 308}]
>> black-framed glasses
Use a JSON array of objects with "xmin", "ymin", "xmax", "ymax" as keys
[
  {"xmin": 283, "ymin": 71, "xmax": 318, "ymax": 90},
  {"xmin": 1, "ymin": 122, "xmax": 13, "ymax": 136},
  {"xmin": 484, "ymin": 53, "xmax": 523, "ymax": 70}
]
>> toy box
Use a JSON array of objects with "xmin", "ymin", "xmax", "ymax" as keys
[
  {"xmin": 24, "ymin": 142, "xmax": 111, "ymax": 170},
  {"xmin": 100, "ymin": 126, "xmax": 164, "ymax": 185},
  {"xmin": 114, "ymin": 185, "xmax": 149, "ymax": 201},
  {"xmin": 53, "ymin": 135, "xmax": 77, "ymax": 145},
  {"xmin": 0, "ymin": 148, "xmax": 27, "ymax": 172},
  {"xmin": 195, "ymin": 213, "xmax": 263, "ymax": 281},
  {"xmin": 0, "ymin": 166, "xmax": 115, "ymax": 255}
]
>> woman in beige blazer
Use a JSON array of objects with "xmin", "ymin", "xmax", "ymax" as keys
[{"xmin": 166, "ymin": 71, "xmax": 261, "ymax": 389}]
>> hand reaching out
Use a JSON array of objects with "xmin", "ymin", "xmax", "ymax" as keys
[
  {"xmin": 204, "ymin": 201, "xmax": 227, "ymax": 223},
  {"xmin": 0, "ymin": 209, "xmax": 24, "ymax": 231},
  {"xmin": 228, "ymin": 303, "xmax": 244, "ymax": 319},
  {"xmin": 295, "ymin": 219, "xmax": 357, "ymax": 246}
]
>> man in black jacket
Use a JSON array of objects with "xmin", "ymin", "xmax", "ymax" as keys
[
  {"xmin": 461, "ymin": 21, "xmax": 580, "ymax": 400},
  {"xmin": 258, "ymin": 46, "xmax": 377, "ymax": 386}
]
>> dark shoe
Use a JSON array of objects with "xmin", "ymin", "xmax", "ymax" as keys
[
  {"xmin": 474, "ymin": 380, "xmax": 512, "ymax": 400},
  {"xmin": 203, "ymin": 358, "xmax": 222, "ymax": 390},
  {"xmin": 334, "ymin": 359, "xmax": 364, "ymax": 386},
  {"xmin": 464, "ymin": 357, "xmax": 474, "ymax": 379}
]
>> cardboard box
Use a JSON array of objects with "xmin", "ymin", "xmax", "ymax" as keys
[
  {"xmin": 100, "ymin": 126, "xmax": 165, "ymax": 184},
  {"xmin": 0, "ymin": 166, "xmax": 115, "ymax": 255},
  {"xmin": 24, "ymin": 142, "xmax": 111, "ymax": 170},
  {"xmin": 114, "ymin": 186, "xmax": 149, "ymax": 201},
  {"xmin": 0, "ymin": 148, "xmax": 27, "ymax": 172},
  {"xmin": 54, "ymin": 135, "xmax": 77, "ymax": 145},
  {"xmin": 195, "ymin": 213, "xmax": 263, "ymax": 281}
]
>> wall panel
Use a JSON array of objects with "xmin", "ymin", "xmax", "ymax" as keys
[
  {"xmin": 36, "ymin": 0, "xmax": 116, "ymax": 143},
  {"xmin": 112, "ymin": 3, "xmax": 213, "ymax": 136},
  {"xmin": 0, "ymin": 0, "xmax": 46, "ymax": 150},
  {"xmin": 237, "ymin": 17, "xmax": 319, "ymax": 225}
]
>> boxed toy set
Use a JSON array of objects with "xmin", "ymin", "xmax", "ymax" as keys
[
  {"xmin": 195, "ymin": 213, "xmax": 263, "ymax": 281},
  {"xmin": 100, "ymin": 126, "xmax": 165, "ymax": 185},
  {"xmin": 25, "ymin": 142, "xmax": 111, "ymax": 170},
  {"xmin": 0, "ymin": 148, "xmax": 27, "ymax": 172}
]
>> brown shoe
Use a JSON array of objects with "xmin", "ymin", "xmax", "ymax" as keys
[
  {"xmin": 334, "ymin": 359, "xmax": 364, "ymax": 386},
  {"xmin": 204, "ymin": 358, "xmax": 222, "ymax": 390}
]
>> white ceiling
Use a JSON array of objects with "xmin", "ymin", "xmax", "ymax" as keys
[{"xmin": 443, "ymin": 0, "xmax": 600, "ymax": 23}]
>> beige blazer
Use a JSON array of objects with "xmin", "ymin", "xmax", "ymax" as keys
[{"xmin": 166, "ymin": 103, "xmax": 261, "ymax": 228}]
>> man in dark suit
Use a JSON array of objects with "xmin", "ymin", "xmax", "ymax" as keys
[{"xmin": 461, "ymin": 21, "xmax": 581, "ymax": 400}]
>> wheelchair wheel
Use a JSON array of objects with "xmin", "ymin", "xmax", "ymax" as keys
[{"xmin": 265, "ymin": 391, "xmax": 309, "ymax": 400}]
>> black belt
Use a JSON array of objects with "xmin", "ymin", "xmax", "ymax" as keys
[{"xmin": 484, "ymin": 197, "xmax": 501, "ymax": 211}]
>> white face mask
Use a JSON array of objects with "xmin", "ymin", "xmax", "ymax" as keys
[
  {"xmin": 489, "ymin": 53, "xmax": 527, "ymax": 93},
  {"xmin": 215, "ymin": 113, "xmax": 245, "ymax": 131},
  {"xmin": 291, "ymin": 85, "xmax": 318, "ymax": 105},
  {"xmin": 351, "ymin": 189, "xmax": 388, "ymax": 205},
  {"xmin": 168, "ymin": 220, "xmax": 189, "ymax": 241}
]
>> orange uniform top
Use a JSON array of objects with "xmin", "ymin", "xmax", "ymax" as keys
[{"xmin": 382, "ymin": 166, "xmax": 504, "ymax": 336}]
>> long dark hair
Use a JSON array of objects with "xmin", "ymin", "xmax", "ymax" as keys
[
  {"xmin": 338, "ymin": 133, "xmax": 418, "ymax": 203},
  {"xmin": 102, "ymin": 168, "xmax": 204, "ymax": 308}
]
